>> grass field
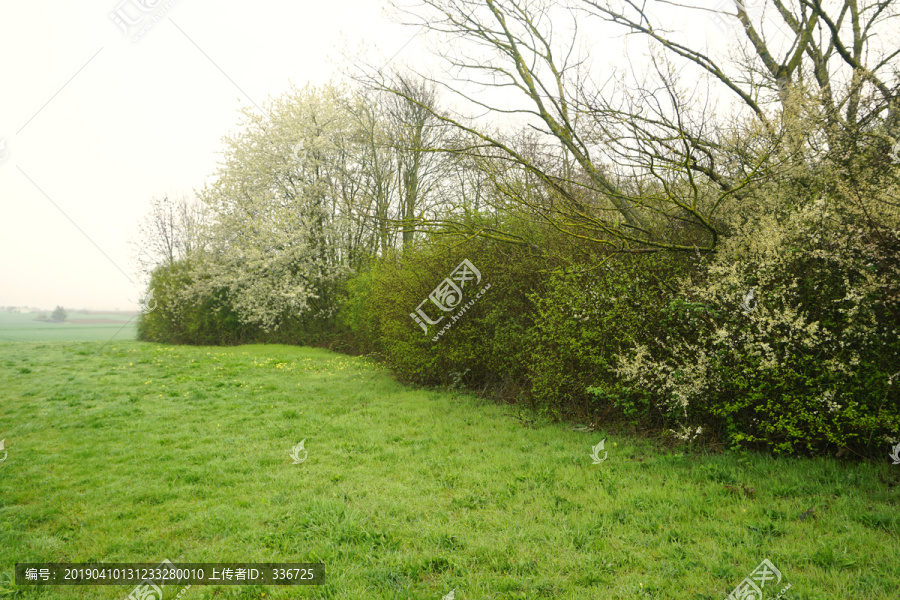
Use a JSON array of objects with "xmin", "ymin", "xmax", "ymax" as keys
[
  {"xmin": 0, "ymin": 341, "xmax": 898, "ymax": 599},
  {"xmin": 0, "ymin": 312, "xmax": 137, "ymax": 343}
]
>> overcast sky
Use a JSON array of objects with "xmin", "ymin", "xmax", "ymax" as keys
[
  {"xmin": 0, "ymin": 0, "xmax": 751, "ymax": 312},
  {"xmin": 0, "ymin": 0, "xmax": 428, "ymax": 311}
]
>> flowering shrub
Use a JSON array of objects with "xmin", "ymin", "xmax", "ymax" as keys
[
  {"xmin": 616, "ymin": 187, "xmax": 900, "ymax": 456},
  {"xmin": 137, "ymin": 260, "xmax": 341, "ymax": 346},
  {"xmin": 527, "ymin": 253, "xmax": 686, "ymax": 422},
  {"xmin": 137, "ymin": 261, "xmax": 253, "ymax": 345}
]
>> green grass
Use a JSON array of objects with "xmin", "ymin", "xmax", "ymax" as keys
[
  {"xmin": 0, "ymin": 341, "xmax": 897, "ymax": 599},
  {"xmin": 0, "ymin": 312, "xmax": 137, "ymax": 343}
]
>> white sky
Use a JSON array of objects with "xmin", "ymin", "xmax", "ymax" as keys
[
  {"xmin": 0, "ymin": 0, "xmax": 752, "ymax": 312},
  {"xmin": 0, "ymin": 0, "xmax": 427, "ymax": 311}
]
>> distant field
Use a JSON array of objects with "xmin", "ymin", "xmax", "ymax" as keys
[{"xmin": 0, "ymin": 311, "xmax": 138, "ymax": 342}]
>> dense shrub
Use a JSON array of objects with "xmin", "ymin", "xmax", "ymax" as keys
[
  {"xmin": 138, "ymin": 259, "xmax": 349, "ymax": 347},
  {"xmin": 342, "ymin": 223, "xmax": 694, "ymax": 424},
  {"xmin": 616, "ymin": 190, "xmax": 900, "ymax": 456},
  {"xmin": 340, "ymin": 235, "xmax": 539, "ymax": 393},
  {"xmin": 527, "ymin": 253, "xmax": 690, "ymax": 423},
  {"xmin": 137, "ymin": 261, "xmax": 253, "ymax": 345}
]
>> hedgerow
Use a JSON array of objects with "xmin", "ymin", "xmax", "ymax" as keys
[{"xmin": 615, "ymin": 182, "xmax": 900, "ymax": 455}]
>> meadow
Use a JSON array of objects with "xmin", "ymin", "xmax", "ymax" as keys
[
  {"xmin": 0, "ymin": 341, "xmax": 897, "ymax": 599},
  {"xmin": 0, "ymin": 312, "xmax": 137, "ymax": 343}
]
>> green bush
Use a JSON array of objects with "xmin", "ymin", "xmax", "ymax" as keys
[
  {"xmin": 342, "ymin": 222, "xmax": 692, "ymax": 426},
  {"xmin": 616, "ymin": 191, "xmax": 900, "ymax": 457},
  {"xmin": 343, "ymin": 247, "xmax": 494, "ymax": 386},
  {"xmin": 138, "ymin": 260, "xmax": 349, "ymax": 347},
  {"xmin": 527, "ymin": 253, "xmax": 688, "ymax": 423},
  {"xmin": 137, "ymin": 261, "xmax": 254, "ymax": 345},
  {"xmin": 340, "ymin": 227, "xmax": 543, "ymax": 394}
]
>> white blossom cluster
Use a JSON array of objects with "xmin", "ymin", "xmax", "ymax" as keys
[
  {"xmin": 181, "ymin": 85, "xmax": 371, "ymax": 330},
  {"xmin": 615, "ymin": 182, "xmax": 900, "ymax": 447}
]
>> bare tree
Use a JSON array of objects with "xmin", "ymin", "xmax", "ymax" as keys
[
  {"xmin": 375, "ymin": 0, "xmax": 899, "ymax": 252},
  {"xmin": 384, "ymin": 73, "xmax": 450, "ymax": 250},
  {"xmin": 131, "ymin": 192, "xmax": 206, "ymax": 277},
  {"xmin": 344, "ymin": 89, "xmax": 401, "ymax": 258},
  {"xmin": 586, "ymin": 0, "xmax": 899, "ymax": 163}
]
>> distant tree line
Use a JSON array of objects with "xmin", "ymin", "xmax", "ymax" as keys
[{"xmin": 34, "ymin": 306, "xmax": 68, "ymax": 322}]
